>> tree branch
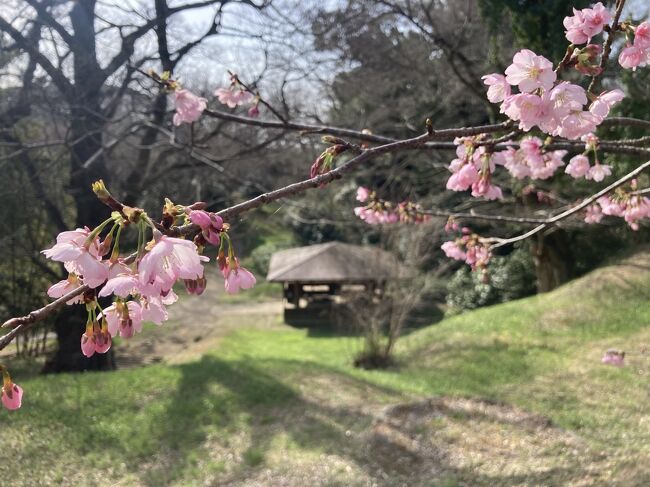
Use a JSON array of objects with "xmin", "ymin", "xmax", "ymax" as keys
[{"xmin": 485, "ymin": 158, "xmax": 650, "ymax": 249}]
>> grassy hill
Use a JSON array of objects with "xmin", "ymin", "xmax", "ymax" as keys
[{"xmin": 1, "ymin": 252, "xmax": 649, "ymax": 486}]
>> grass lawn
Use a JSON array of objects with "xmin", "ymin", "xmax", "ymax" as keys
[{"xmin": 1, "ymin": 253, "xmax": 649, "ymax": 486}]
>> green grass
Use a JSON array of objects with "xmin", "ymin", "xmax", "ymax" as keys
[{"xmin": 1, "ymin": 253, "xmax": 650, "ymax": 485}]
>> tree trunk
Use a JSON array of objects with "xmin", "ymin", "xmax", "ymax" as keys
[
  {"xmin": 530, "ymin": 231, "xmax": 571, "ymax": 293},
  {"xmin": 43, "ymin": 0, "xmax": 119, "ymax": 373}
]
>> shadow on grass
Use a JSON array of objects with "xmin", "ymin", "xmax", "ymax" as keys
[{"xmin": 137, "ymin": 355, "xmax": 593, "ymax": 486}]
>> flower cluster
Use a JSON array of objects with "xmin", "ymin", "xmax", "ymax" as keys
[
  {"xmin": 214, "ymin": 73, "xmax": 259, "ymax": 116},
  {"xmin": 563, "ymin": 2, "xmax": 611, "ymax": 45},
  {"xmin": 446, "ymin": 136, "xmax": 503, "ymax": 200},
  {"xmin": 584, "ymin": 181, "xmax": 650, "ymax": 230},
  {"xmin": 353, "ymin": 187, "xmax": 431, "ymax": 225},
  {"xmin": 30, "ymin": 182, "xmax": 258, "ymax": 408},
  {"xmin": 441, "ymin": 228, "xmax": 491, "ymax": 271},
  {"xmin": 172, "ymin": 72, "xmax": 261, "ymax": 126},
  {"xmin": 619, "ymin": 22, "xmax": 650, "ymax": 70},
  {"xmin": 565, "ymin": 133, "xmax": 612, "ymax": 181},
  {"xmin": 502, "ymin": 137, "xmax": 567, "ymax": 180},
  {"xmin": 483, "ymin": 50, "xmax": 624, "ymax": 139}
]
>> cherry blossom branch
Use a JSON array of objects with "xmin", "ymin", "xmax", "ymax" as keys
[
  {"xmin": 0, "ymin": 129, "xmax": 434, "ymax": 342},
  {"xmin": 587, "ymin": 0, "xmax": 627, "ymax": 94},
  {"xmin": 484, "ymin": 158, "xmax": 650, "ymax": 249},
  {"xmin": 227, "ymin": 71, "xmax": 288, "ymax": 123},
  {"xmin": 205, "ymin": 109, "xmax": 650, "ymax": 156}
]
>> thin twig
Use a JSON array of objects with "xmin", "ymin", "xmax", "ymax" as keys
[{"xmin": 588, "ymin": 0, "xmax": 627, "ymax": 94}]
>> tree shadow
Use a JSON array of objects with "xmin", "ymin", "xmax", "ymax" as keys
[{"xmin": 133, "ymin": 355, "xmax": 602, "ymax": 486}]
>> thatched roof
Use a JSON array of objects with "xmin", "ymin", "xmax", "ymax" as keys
[{"xmin": 266, "ymin": 241, "xmax": 401, "ymax": 283}]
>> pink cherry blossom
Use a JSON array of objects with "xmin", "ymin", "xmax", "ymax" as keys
[
  {"xmin": 80, "ymin": 326, "xmax": 96, "ymax": 357},
  {"xmin": 563, "ymin": 9, "xmax": 589, "ymax": 44},
  {"xmin": 223, "ymin": 258, "xmax": 256, "ymax": 294},
  {"xmin": 356, "ymin": 187, "xmax": 371, "ymax": 202},
  {"xmin": 189, "ymin": 210, "xmax": 223, "ymax": 246},
  {"xmin": 619, "ymin": 45, "xmax": 644, "ymax": 70},
  {"xmin": 446, "ymin": 163, "xmax": 479, "ymax": 191},
  {"xmin": 622, "ymin": 196, "xmax": 650, "ymax": 230},
  {"xmin": 215, "ymin": 87, "xmax": 253, "ymax": 108},
  {"xmin": 42, "ymin": 228, "xmax": 108, "ymax": 288},
  {"xmin": 482, "ymin": 73, "xmax": 511, "ymax": 103},
  {"xmin": 184, "ymin": 274, "xmax": 207, "ymax": 295},
  {"xmin": 140, "ymin": 296, "xmax": 169, "ymax": 325},
  {"xmin": 598, "ymin": 196, "xmax": 624, "ymax": 216},
  {"xmin": 173, "ymin": 89, "xmax": 207, "ymax": 126},
  {"xmin": 138, "ymin": 235, "xmax": 206, "ymax": 296},
  {"xmin": 549, "ymin": 82, "xmax": 587, "ymax": 117},
  {"xmin": 634, "ymin": 22, "xmax": 650, "ymax": 49},
  {"xmin": 556, "ymin": 110, "xmax": 600, "ymax": 140},
  {"xmin": 471, "ymin": 179, "xmax": 503, "ymax": 200},
  {"xmin": 502, "ymin": 93, "xmax": 546, "ymax": 131},
  {"xmin": 441, "ymin": 241, "xmax": 466, "ymax": 261},
  {"xmin": 103, "ymin": 301, "xmax": 143, "ymax": 338},
  {"xmin": 590, "ymin": 89, "xmax": 625, "ymax": 120},
  {"xmin": 80, "ymin": 317, "xmax": 112, "ymax": 357},
  {"xmin": 504, "ymin": 49, "xmax": 556, "ymax": 93},
  {"xmin": 584, "ymin": 204, "xmax": 603, "ymax": 224},
  {"xmin": 563, "ymin": 3, "xmax": 611, "ymax": 44},
  {"xmin": 565, "ymin": 154, "xmax": 591, "ymax": 178},
  {"xmin": 1, "ymin": 382, "xmax": 23, "ymax": 410},
  {"xmin": 47, "ymin": 274, "xmax": 84, "ymax": 305},
  {"xmin": 465, "ymin": 244, "xmax": 491, "ymax": 269},
  {"xmin": 586, "ymin": 163, "xmax": 612, "ymax": 182},
  {"xmin": 247, "ymin": 105, "xmax": 260, "ymax": 118},
  {"xmin": 99, "ymin": 264, "xmax": 140, "ymax": 298},
  {"xmin": 581, "ymin": 133, "xmax": 599, "ymax": 151},
  {"xmin": 601, "ymin": 349, "xmax": 624, "ymax": 366}
]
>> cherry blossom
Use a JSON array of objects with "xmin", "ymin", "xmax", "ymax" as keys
[
  {"xmin": 589, "ymin": 89, "xmax": 625, "ymax": 119},
  {"xmin": 563, "ymin": 3, "xmax": 611, "ymax": 44},
  {"xmin": 222, "ymin": 258, "xmax": 256, "ymax": 294},
  {"xmin": 586, "ymin": 163, "xmax": 612, "ymax": 182},
  {"xmin": 584, "ymin": 204, "xmax": 603, "ymax": 224},
  {"xmin": 99, "ymin": 264, "xmax": 140, "ymax": 298},
  {"xmin": 565, "ymin": 154, "xmax": 591, "ymax": 178},
  {"xmin": 80, "ymin": 319, "xmax": 112, "ymax": 357},
  {"xmin": 103, "ymin": 301, "xmax": 143, "ymax": 339},
  {"xmin": 215, "ymin": 87, "xmax": 253, "ymax": 108},
  {"xmin": 189, "ymin": 210, "xmax": 223, "ymax": 246},
  {"xmin": 356, "ymin": 186, "xmax": 371, "ymax": 202},
  {"xmin": 47, "ymin": 274, "xmax": 84, "ymax": 305},
  {"xmin": 441, "ymin": 241, "xmax": 466, "ymax": 261},
  {"xmin": 481, "ymin": 73, "xmax": 511, "ymax": 103},
  {"xmin": 140, "ymin": 296, "xmax": 169, "ymax": 325},
  {"xmin": 173, "ymin": 89, "xmax": 207, "ymax": 126},
  {"xmin": 619, "ymin": 22, "xmax": 650, "ymax": 70},
  {"xmin": 1, "ymin": 382, "xmax": 23, "ymax": 410},
  {"xmin": 184, "ymin": 275, "xmax": 207, "ymax": 295},
  {"xmin": 247, "ymin": 105, "xmax": 260, "ymax": 118},
  {"xmin": 504, "ymin": 49, "xmax": 556, "ymax": 93},
  {"xmin": 138, "ymin": 234, "xmax": 206, "ymax": 296},
  {"xmin": 601, "ymin": 349, "xmax": 625, "ymax": 366},
  {"xmin": 619, "ymin": 45, "xmax": 645, "ymax": 71},
  {"xmin": 42, "ymin": 228, "xmax": 108, "ymax": 288}
]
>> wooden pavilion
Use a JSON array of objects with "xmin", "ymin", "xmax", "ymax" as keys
[{"xmin": 266, "ymin": 241, "xmax": 402, "ymax": 326}]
